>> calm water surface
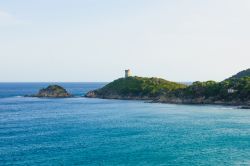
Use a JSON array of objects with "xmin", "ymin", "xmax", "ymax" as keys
[{"xmin": 0, "ymin": 83, "xmax": 250, "ymax": 165}]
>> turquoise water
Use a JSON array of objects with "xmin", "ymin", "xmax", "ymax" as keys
[{"xmin": 0, "ymin": 83, "xmax": 250, "ymax": 165}]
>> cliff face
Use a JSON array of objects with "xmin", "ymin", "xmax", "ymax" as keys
[{"xmin": 31, "ymin": 85, "xmax": 72, "ymax": 98}]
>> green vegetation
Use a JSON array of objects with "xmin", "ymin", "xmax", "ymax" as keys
[
  {"xmin": 180, "ymin": 77, "xmax": 250, "ymax": 102},
  {"xmin": 227, "ymin": 68, "xmax": 250, "ymax": 80},
  {"xmin": 34, "ymin": 85, "xmax": 72, "ymax": 98},
  {"xmin": 86, "ymin": 69, "xmax": 250, "ymax": 105},
  {"xmin": 93, "ymin": 76, "xmax": 187, "ymax": 97}
]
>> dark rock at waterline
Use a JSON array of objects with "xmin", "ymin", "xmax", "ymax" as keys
[
  {"xmin": 238, "ymin": 106, "xmax": 250, "ymax": 109},
  {"xmin": 29, "ymin": 85, "xmax": 72, "ymax": 98}
]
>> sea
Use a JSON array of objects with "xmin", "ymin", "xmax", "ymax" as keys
[{"xmin": 0, "ymin": 83, "xmax": 250, "ymax": 166}]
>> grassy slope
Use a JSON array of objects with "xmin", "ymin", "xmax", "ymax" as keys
[{"xmin": 96, "ymin": 76, "xmax": 187, "ymax": 97}]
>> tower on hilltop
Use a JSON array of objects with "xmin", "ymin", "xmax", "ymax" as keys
[{"xmin": 125, "ymin": 69, "xmax": 131, "ymax": 78}]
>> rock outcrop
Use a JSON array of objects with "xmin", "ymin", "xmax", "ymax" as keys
[{"xmin": 31, "ymin": 85, "xmax": 72, "ymax": 98}]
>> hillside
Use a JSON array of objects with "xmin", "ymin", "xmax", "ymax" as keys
[
  {"xmin": 227, "ymin": 68, "xmax": 250, "ymax": 80},
  {"xmin": 85, "ymin": 69, "xmax": 250, "ymax": 106},
  {"xmin": 85, "ymin": 76, "xmax": 187, "ymax": 99},
  {"xmin": 166, "ymin": 77, "xmax": 250, "ymax": 104}
]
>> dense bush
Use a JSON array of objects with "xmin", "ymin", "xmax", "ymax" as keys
[
  {"xmin": 182, "ymin": 77, "xmax": 250, "ymax": 101},
  {"xmin": 97, "ymin": 76, "xmax": 187, "ymax": 97}
]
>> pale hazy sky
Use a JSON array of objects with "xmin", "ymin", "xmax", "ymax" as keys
[{"xmin": 0, "ymin": 0, "xmax": 249, "ymax": 82}]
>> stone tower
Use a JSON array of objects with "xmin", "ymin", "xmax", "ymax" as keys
[{"xmin": 125, "ymin": 69, "xmax": 131, "ymax": 78}]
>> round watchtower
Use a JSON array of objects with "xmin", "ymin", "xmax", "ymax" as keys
[{"xmin": 125, "ymin": 69, "xmax": 131, "ymax": 78}]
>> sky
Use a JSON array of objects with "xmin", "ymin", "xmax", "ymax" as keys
[{"xmin": 0, "ymin": 0, "xmax": 249, "ymax": 82}]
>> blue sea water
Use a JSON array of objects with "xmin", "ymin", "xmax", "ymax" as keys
[{"xmin": 0, "ymin": 83, "xmax": 250, "ymax": 165}]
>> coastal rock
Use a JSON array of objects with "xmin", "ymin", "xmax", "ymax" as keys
[
  {"xmin": 85, "ymin": 91, "xmax": 97, "ymax": 98},
  {"xmin": 238, "ymin": 106, "xmax": 250, "ymax": 109},
  {"xmin": 31, "ymin": 85, "xmax": 72, "ymax": 98}
]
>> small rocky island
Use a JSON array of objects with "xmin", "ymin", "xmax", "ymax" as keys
[
  {"xmin": 86, "ymin": 69, "xmax": 250, "ymax": 107},
  {"xmin": 30, "ymin": 85, "xmax": 72, "ymax": 98}
]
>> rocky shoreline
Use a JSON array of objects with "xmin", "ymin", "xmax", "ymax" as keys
[{"xmin": 85, "ymin": 91, "xmax": 250, "ymax": 108}]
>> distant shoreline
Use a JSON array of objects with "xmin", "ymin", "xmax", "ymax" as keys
[{"xmin": 84, "ymin": 95, "xmax": 250, "ymax": 109}]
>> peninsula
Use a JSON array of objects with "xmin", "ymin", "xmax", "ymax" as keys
[{"xmin": 85, "ymin": 69, "xmax": 250, "ymax": 106}]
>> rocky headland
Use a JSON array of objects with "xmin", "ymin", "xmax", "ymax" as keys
[{"xmin": 85, "ymin": 69, "xmax": 250, "ymax": 107}]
